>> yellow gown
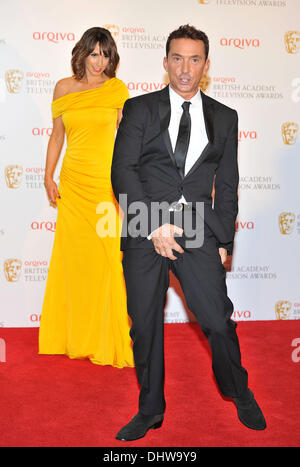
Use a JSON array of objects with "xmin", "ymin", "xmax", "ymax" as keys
[{"xmin": 39, "ymin": 78, "xmax": 134, "ymax": 368}]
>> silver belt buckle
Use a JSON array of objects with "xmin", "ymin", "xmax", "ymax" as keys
[{"xmin": 171, "ymin": 201, "xmax": 183, "ymax": 212}]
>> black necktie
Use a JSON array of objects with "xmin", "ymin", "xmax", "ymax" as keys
[{"xmin": 174, "ymin": 101, "xmax": 191, "ymax": 178}]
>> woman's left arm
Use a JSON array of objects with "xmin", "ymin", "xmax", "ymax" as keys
[{"xmin": 117, "ymin": 108, "xmax": 123, "ymax": 129}]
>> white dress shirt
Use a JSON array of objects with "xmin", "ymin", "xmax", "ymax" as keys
[
  {"xmin": 147, "ymin": 86, "xmax": 208, "ymax": 238},
  {"xmin": 168, "ymin": 85, "xmax": 208, "ymax": 201}
]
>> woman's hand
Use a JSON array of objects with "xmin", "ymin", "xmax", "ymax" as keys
[{"xmin": 44, "ymin": 175, "xmax": 60, "ymax": 207}]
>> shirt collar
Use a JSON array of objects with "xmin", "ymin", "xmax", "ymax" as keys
[{"xmin": 169, "ymin": 85, "xmax": 202, "ymax": 109}]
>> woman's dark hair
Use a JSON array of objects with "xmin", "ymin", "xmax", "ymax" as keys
[
  {"xmin": 166, "ymin": 25, "xmax": 209, "ymax": 60},
  {"xmin": 71, "ymin": 27, "xmax": 119, "ymax": 80}
]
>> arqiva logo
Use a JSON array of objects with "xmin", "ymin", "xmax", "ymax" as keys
[
  {"xmin": 31, "ymin": 221, "xmax": 56, "ymax": 232},
  {"xmin": 235, "ymin": 221, "xmax": 254, "ymax": 231},
  {"xmin": 238, "ymin": 130, "xmax": 257, "ymax": 141},
  {"xmin": 220, "ymin": 38, "xmax": 260, "ymax": 49},
  {"xmin": 33, "ymin": 32, "xmax": 75, "ymax": 43},
  {"xmin": 127, "ymin": 81, "xmax": 166, "ymax": 93},
  {"xmin": 232, "ymin": 310, "xmax": 251, "ymax": 320},
  {"xmin": 32, "ymin": 127, "xmax": 52, "ymax": 136}
]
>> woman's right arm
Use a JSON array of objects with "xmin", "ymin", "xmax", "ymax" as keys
[{"xmin": 44, "ymin": 80, "xmax": 69, "ymax": 206}]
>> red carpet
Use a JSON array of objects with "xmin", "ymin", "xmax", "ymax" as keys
[{"xmin": 0, "ymin": 321, "xmax": 299, "ymax": 447}]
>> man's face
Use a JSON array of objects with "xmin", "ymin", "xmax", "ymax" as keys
[{"xmin": 164, "ymin": 38, "xmax": 210, "ymax": 100}]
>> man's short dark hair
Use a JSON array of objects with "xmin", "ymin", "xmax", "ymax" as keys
[{"xmin": 166, "ymin": 25, "xmax": 209, "ymax": 60}]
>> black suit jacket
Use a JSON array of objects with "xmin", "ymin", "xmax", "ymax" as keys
[{"xmin": 111, "ymin": 85, "xmax": 239, "ymax": 254}]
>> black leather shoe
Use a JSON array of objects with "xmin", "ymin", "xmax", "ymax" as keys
[
  {"xmin": 116, "ymin": 412, "xmax": 164, "ymax": 441},
  {"xmin": 233, "ymin": 389, "xmax": 266, "ymax": 430}
]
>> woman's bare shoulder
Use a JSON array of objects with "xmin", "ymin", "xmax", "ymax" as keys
[{"xmin": 53, "ymin": 77, "xmax": 77, "ymax": 99}]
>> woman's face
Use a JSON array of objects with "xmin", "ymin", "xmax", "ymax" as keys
[{"xmin": 85, "ymin": 42, "xmax": 109, "ymax": 78}]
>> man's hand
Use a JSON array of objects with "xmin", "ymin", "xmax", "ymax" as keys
[
  {"xmin": 219, "ymin": 247, "xmax": 227, "ymax": 265},
  {"xmin": 151, "ymin": 224, "xmax": 184, "ymax": 260}
]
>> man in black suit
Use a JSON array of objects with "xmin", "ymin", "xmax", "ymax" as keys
[{"xmin": 111, "ymin": 25, "xmax": 266, "ymax": 441}]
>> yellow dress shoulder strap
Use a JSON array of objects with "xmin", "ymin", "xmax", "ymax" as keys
[{"xmin": 51, "ymin": 77, "xmax": 130, "ymax": 118}]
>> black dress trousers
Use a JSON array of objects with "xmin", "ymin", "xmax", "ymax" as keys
[{"xmin": 122, "ymin": 226, "xmax": 248, "ymax": 416}]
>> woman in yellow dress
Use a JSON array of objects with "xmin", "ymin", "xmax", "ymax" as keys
[{"xmin": 39, "ymin": 27, "xmax": 134, "ymax": 368}]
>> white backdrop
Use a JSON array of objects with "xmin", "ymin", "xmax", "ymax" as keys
[{"xmin": 0, "ymin": 0, "xmax": 299, "ymax": 327}]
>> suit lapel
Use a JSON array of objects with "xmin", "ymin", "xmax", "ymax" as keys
[
  {"xmin": 158, "ymin": 87, "xmax": 215, "ymax": 180},
  {"xmin": 201, "ymin": 91, "xmax": 214, "ymax": 144},
  {"xmin": 184, "ymin": 91, "xmax": 215, "ymax": 179},
  {"xmin": 158, "ymin": 86, "xmax": 178, "ymax": 170}
]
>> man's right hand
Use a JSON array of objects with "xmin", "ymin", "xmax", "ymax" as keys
[{"xmin": 151, "ymin": 224, "xmax": 184, "ymax": 260}]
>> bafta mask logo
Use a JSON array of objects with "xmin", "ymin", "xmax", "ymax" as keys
[
  {"xmin": 5, "ymin": 165, "xmax": 23, "ymax": 188},
  {"xmin": 5, "ymin": 69, "xmax": 24, "ymax": 94},
  {"xmin": 275, "ymin": 300, "xmax": 292, "ymax": 320},
  {"xmin": 4, "ymin": 259, "xmax": 22, "ymax": 282},
  {"xmin": 281, "ymin": 122, "xmax": 299, "ymax": 145},
  {"xmin": 104, "ymin": 24, "xmax": 120, "ymax": 41},
  {"xmin": 278, "ymin": 212, "xmax": 295, "ymax": 235},
  {"xmin": 198, "ymin": 0, "xmax": 210, "ymax": 3},
  {"xmin": 284, "ymin": 31, "xmax": 300, "ymax": 54},
  {"xmin": 199, "ymin": 74, "xmax": 211, "ymax": 92}
]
